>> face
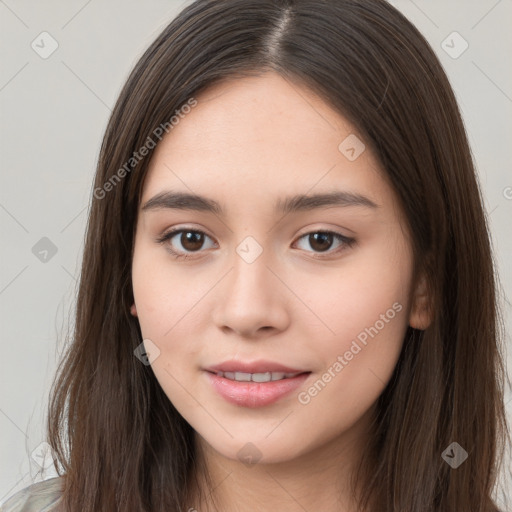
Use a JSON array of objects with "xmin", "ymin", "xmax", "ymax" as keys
[{"xmin": 131, "ymin": 71, "xmax": 426, "ymax": 466}]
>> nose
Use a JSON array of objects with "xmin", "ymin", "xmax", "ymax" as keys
[{"xmin": 212, "ymin": 245, "xmax": 290, "ymax": 339}]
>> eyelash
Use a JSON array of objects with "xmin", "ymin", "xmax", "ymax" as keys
[{"xmin": 156, "ymin": 227, "xmax": 356, "ymax": 260}]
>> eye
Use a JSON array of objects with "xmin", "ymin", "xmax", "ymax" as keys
[
  {"xmin": 293, "ymin": 230, "xmax": 355, "ymax": 257},
  {"xmin": 156, "ymin": 228, "xmax": 355, "ymax": 260},
  {"xmin": 156, "ymin": 228, "xmax": 216, "ymax": 259}
]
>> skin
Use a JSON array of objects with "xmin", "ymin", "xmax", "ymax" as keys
[{"xmin": 131, "ymin": 71, "xmax": 431, "ymax": 512}]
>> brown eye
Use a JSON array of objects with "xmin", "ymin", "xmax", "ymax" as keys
[
  {"xmin": 157, "ymin": 228, "xmax": 354, "ymax": 261},
  {"xmin": 308, "ymin": 232, "xmax": 334, "ymax": 252},
  {"xmin": 178, "ymin": 231, "xmax": 205, "ymax": 251},
  {"xmin": 294, "ymin": 231, "xmax": 355, "ymax": 257},
  {"xmin": 157, "ymin": 229, "xmax": 216, "ymax": 259}
]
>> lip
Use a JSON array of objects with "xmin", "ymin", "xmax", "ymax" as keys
[
  {"xmin": 203, "ymin": 360, "xmax": 311, "ymax": 408},
  {"xmin": 205, "ymin": 360, "xmax": 307, "ymax": 374}
]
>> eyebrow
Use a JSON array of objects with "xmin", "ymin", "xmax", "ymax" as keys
[{"xmin": 141, "ymin": 190, "xmax": 379, "ymax": 215}]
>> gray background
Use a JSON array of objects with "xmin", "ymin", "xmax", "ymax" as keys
[{"xmin": 1, "ymin": 0, "xmax": 511, "ymax": 507}]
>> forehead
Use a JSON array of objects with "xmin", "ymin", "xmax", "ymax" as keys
[{"xmin": 141, "ymin": 71, "xmax": 394, "ymax": 215}]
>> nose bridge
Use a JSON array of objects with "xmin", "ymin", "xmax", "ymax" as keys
[
  {"xmin": 229, "ymin": 234, "xmax": 273, "ymax": 300},
  {"xmin": 212, "ymin": 233, "xmax": 289, "ymax": 335}
]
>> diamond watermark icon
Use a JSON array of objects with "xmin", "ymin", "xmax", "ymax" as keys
[
  {"xmin": 236, "ymin": 236, "xmax": 263, "ymax": 264},
  {"xmin": 30, "ymin": 442, "xmax": 55, "ymax": 470},
  {"xmin": 338, "ymin": 134, "xmax": 365, "ymax": 161},
  {"xmin": 31, "ymin": 32, "xmax": 59, "ymax": 59},
  {"xmin": 31, "ymin": 237, "xmax": 58, "ymax": 263},
  {"xmin": 441, "ymin": 441, "xmax": 468, "ymax": 468},
  {"xmin": 441, "ymin": 31, "xmax": 468, "ymax": 59},
  {"xmin": 237, "ymin": 442, "xmax": 263, "ymax": 468},
  {"xmin": 134, "ymin": 339, "xmax": 161, "ymax": 366}
]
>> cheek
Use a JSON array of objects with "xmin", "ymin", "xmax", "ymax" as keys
[
  {"xmin": 131, "ymin": 242, "xmax": 205, "ymax": 339},
  {"xmin": 292, "ymin": 234, "xmax": 412, "ymax": 412},
  {"xmin": 296, "ymin": 243, "xmax": 411, "ymax": 354},
  {"xmin": 131, "ymin": 246, "xmax": 203, "ymax": 405},
  {"xmin": 294, "ymin": 271, "xmax": 409, "ymax": 442},
  {"xmin": 131, "ymin": 244, "xmax": 215, "ymax": 406}
]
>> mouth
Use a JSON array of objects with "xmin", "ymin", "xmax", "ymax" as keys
[
  {"xmin": 203, "ymin": 361, "xmax": 311, "ymax": 407},
  {"xmin": 210, "ymin": 370, "xmax": 306, "ymax": 382},
  {"xmin": 205, "ymin": 360, "xmax": 308, "ymax": 375}
]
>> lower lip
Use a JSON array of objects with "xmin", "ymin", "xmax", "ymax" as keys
[{"xmin": 205, "ymin": 371, "xmax": 311, "ymax": 408}]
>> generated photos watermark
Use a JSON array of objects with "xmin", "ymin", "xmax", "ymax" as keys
[
  {"xmin": 94, "ymin": 97, "xmax": 198, "ymax": 200},
  {"xmin": 298, "ymin": 301, "xmax": 403, "ymax": 405}
]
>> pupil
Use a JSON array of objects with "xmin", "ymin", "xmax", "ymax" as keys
[
  {"xmin": 310, "ymin": 233, "xmax": 332, "ymax": 252},
  {"xmin": 182, "ymin": 231, "xmax": 203, "ymax": 251}
]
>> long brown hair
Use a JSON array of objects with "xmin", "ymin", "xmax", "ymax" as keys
[{"xmin": 47, "ymin": 0, "xmax": 509, "ymax": 510}]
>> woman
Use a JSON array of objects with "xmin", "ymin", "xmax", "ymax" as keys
[{"xmin": 2, "ymin": 0, "xmax": 508, "ymax": 510}]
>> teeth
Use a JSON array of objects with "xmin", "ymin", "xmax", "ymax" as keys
[
  {"xmin": 234, "ymin": 372, "xmax": 251, "ymax": 381},
  {"xmin": 252, "ymin": 372, "xmax": 272, "ymax": 382},
  {"xmin": 216, "ymin": 371, "xmax": 300, "ymax": 382}
]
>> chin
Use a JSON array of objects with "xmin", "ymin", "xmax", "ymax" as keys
[{"xmin": 200, "ymin": 432, "xmax": 311, "ymax": 467}]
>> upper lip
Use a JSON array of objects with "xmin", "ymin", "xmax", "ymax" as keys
[{"xmin": 205, "ymin": 360, "xmax": 309, "ymax": 374}]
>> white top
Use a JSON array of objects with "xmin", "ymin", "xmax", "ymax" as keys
[{"xmin": 1, "ymin": 477, "xmax": 64, "ymax": 512}]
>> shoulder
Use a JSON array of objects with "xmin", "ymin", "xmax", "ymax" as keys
[{"xmin": 0, "ymin": 477, "xmax": 64, "ymax": 512}]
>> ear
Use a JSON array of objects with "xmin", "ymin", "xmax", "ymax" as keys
[
  {"xmin": 130, "ymin": 303, "xmax": 138, "ymax": 317},
  {"xmin": 408, "ymin": 272, "xmax": 433, "ymax": 330}
]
